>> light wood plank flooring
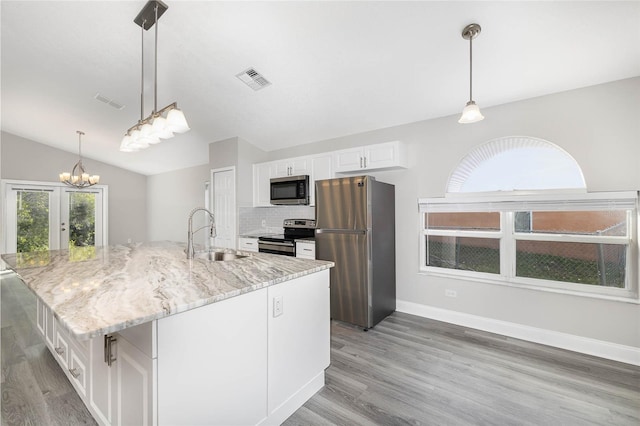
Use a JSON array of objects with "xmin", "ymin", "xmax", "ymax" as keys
[{"xmin": 2, "ymin": 274, "xmax": 639, "ymax": 425}]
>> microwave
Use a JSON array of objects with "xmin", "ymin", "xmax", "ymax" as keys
[{"xmin": 270, "ymin": 175, "xmax": 310, "ymax": 205}]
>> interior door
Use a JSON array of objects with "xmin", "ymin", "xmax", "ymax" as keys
[{"xmin": 211, "ymin": 168, "xmax": 236, "ymax": 249}]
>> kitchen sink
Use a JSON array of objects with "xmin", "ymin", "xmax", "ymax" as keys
[{"xmin": 193, "ymin": 250, "xmax": 248, "ymax": 261}]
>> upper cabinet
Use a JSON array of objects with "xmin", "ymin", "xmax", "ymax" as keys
[
  {"xmin": 333, "ymin": 141, "xmax": 407, "ymax": 173},
  {"xmin": 272, "ymin": 158, "xmax": 310, "ymax": 178},
  {"xmin": 252, "ymin": 141, "xmax": 406, "ymax": 207}
]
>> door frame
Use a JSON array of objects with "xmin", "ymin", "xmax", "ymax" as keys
[{"xmin": 1, "ymin": 179, "xmax": 109, "ymax": 254}]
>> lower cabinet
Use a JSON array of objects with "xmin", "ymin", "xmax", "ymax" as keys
[
  {"xmin": 89, "ymin": 323, "xmax": 156, "ymax": 426},
  {"xmin": 36, "ymin": 270, "xmax": 330, "ymax": 426}
]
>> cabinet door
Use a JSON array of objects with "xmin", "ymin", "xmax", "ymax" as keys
[
  {"xmin": 364, "ymin": 141, "xmax": 402, "ymax": 170},
  {"xmin": 267, "ymin": 270, "xmax": 330, "ymax": 417},
  {"xmin": 310, "ymin": 155, "xmax": 332, "ymax": 206},
  {"xmin": 115, "ymin": 336, "xmax": 156, "ymax": 426},
  {"xmin": 253, "ymin": 162, "xmax": 272, "ymax": 207},
  {"xmin": 272, "ymin": 161, "xmax": 291, "ymax": 177},
  {"xmin": 289, "ymin": 158, "xmax": 310, "ymax": 175},
  {"xmin": 36, "ymin": 298, "xmax": 46, "ymax": 336},
  {"xmin": 44, "ymin": 303, "xmax": 55, "ymax": 348},
  {"xmin": 333, "ymin": 147, "xmax": 364, "ymax": 173},
  {"xmin": 90, "ymin": 336, "xmax": 116, "ymax": 426}
]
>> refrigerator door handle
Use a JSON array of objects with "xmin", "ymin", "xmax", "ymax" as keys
[{"xmin": 316, "ymin": 229, "xmax": 366, "ymax": 235}]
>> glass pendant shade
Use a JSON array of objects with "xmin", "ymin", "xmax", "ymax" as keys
[
  {"xmin": 138, "ymin": 123, "xmax": 160, "ymax": 145},
  {"xmin": 151, "ymin": 116, "xmax": 175, "ymax": 139},
  {"xmin": 166, "ymin": 108, "xmax": 190, "ymax": 133},
  {"xmin": 458, "ymin": 101, "xmax": 484, "ymax": 124}
]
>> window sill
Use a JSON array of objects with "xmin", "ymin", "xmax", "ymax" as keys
[{"xmin": 418, "ymin": 268, "xmax": 640, "ymax": 304}]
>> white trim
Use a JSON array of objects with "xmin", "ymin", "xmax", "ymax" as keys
[{"xmin": 396, "ymin": 300, "xmax": 640, "ymax": 367}]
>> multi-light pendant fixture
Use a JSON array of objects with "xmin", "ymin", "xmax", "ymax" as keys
[
  {"xmin": 120, "ymin": 0, "xmax": 189, "ymax": 152},
  {"xmin": 458, "ymin": 23, "xmax": 484, "ymax": 124},
  {"xmin": 59, "ymin": 131, "xmax": 100, "ymax": 188}
]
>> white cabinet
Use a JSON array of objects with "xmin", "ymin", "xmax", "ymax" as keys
[
  {"xmin": 295, "ymin": 240, "xmax": 316, "ymax": 260},
  {"xmin": 253, "ymin": 154, "xmax": 334, "ymax": 207},
  {"xmin": 36, "ymin": 297, "xmax": 90, "ymax": 401},
  {"xmin": 272, "ymin": 157, "xmax": 310, "ymax": 178},
  {"xmin": 90, "ymin": 322, "xmax": 156, "ymax": 426},
  {"xmin": 267, "ymin": 270, "xmax": 330, "ymax": 424},
  {"xmin": 333, "ymin": 141, "xmax": 407, "ymax": 173},
  {"xmin": 253, "ymin": 162, "xmax": 272, "ymax": 207},
  {"xmin": 309, "ymin": 155, "xmax": 332, "ymax": 206},
  {"xmin": 238, "ymin": 237, "xmax": 259, "ymax": 252}
]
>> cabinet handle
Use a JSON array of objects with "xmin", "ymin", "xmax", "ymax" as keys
[
  {"xmin": 69, "ymin": 368, "xmax": 81, "ymax": 379},
  {"xmin": 55, "ymin": 346, "xmax": 65, "ymax": 355},
  {"xmin": 104, "ymin": 335, "xmax": 117, "ymax": 367},
  {"xmin": 303, "ymin": 248, "xmax": 313, "ymax": 251},
  {"xmin": 363, "ymin": 157, "xmax": 367, "ymax": 168},
  {"xmin": 360, "ymin": 157, "xmax": 363, "ymax": 168}
]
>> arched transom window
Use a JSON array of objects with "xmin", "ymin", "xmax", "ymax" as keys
[{"xmin": 447, "ymin": 136, "xmax": 586, "ymax": 193}]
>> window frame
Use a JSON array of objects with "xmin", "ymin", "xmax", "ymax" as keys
[{"xmin": 419, "ymin": 191, "xmax": 639, "ymax": 301}]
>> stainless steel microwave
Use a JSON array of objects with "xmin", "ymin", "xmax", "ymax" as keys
[{"xmin": 270, "ymin": 175, "xmax": 310, "ymax": 205}]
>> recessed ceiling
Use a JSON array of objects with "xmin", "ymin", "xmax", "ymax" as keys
[{"xmin": 2, "ymin": 1, "xmax": 639, "ymax": 175}]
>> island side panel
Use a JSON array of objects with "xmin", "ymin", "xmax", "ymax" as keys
[
  {"xmin": 266, "ymin": 269, "xmax": 331, "ymax": 423},
  {"xmin": 156, "ymin": 287, "xmax": 269, "ymax": 426}
]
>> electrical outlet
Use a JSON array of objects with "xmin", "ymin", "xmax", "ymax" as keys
[
  {"xmin": 127, "ymin": 238, "xmax": 132, "ymax": 244},
  {"xmin": 273, "ymin": 296, "xmax": 283, "ymax": 317},
  {"xmin": 261, "ymin": 219, "xmax": 266, "ymax": 227},
  {"xmin": 445, "ymin": 289, "xmax": 457, "ymax": 298}
]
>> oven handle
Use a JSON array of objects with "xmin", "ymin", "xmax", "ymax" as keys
[{"xmin": 258, "ymin": 240, "xmax": 294, "ymax": 247}]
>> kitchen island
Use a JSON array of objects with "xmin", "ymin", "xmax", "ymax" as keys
[{"xmin": 2, "ymin": 241, "xmax": 334, "ymax": 426}]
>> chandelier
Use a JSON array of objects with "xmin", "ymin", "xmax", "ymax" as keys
[
  {"xmin": 59, "ymin": 131, "xmax": 100, "ymax": 188},
  {"xmin": 120, "ymin": 0, "xmax": 189, "ymax": 152},
  {"xmin": 458, "ymin": 23, "xmax": 485, "ymax": 124}
]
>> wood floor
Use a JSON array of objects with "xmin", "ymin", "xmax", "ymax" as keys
[{"xmin": 2, "ymin": 274, "xmax": 639, "ymax": 426}]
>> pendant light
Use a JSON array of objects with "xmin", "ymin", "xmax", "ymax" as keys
[
  {"xmin": 458, "ymin": 23, "xmax": 484, "ymax": 124},
  {"xmin": 120, "ymin": 0, "xmax": 189, "ymax": 152},
  {"xmin": 59, "ymin": 131, "xmax": 100, "ymax": 188}
]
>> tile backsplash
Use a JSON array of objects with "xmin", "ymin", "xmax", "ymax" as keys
[{"xmin": 239, "ymin": 206, "xmax": 315, "ymax": 235}]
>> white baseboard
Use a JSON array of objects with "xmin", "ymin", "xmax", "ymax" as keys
[
  {"xmin": 396, "ymin": 300, "xmax": 640, "ymax": 367},
  {"xmin": 260, "ymin": 371, "xmax": 325, "ymax": 426}
]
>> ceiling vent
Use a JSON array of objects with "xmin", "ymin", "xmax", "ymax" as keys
[
  {"xmin": 94, "ymin": 93, "xmax": 125, "ymax": 110},
  {"xmin": 236, "ymin": 68, "xmax": 271, "ymax": 91}
]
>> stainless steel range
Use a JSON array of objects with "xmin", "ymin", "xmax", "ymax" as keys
[{"xmin": 258, "ymin": 219, "xmax": 316, "ymax": 256}]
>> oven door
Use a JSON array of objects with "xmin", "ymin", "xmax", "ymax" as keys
[
  {"xmin": 270, "ymin": 175, "xmax": 309, "ymax": 205},
  {"xmin": 258, "ymin": 240, "xmax": 296, "ymax": 256}
]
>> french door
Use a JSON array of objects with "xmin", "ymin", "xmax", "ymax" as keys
[{"xmin": 3, "ymin": 181, "xmax": 106, "ymax": 255}]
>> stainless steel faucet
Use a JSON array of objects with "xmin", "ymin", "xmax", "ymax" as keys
[{"xmin": 186, "ymin": 207, "xmax": 216, "ymax": 259}]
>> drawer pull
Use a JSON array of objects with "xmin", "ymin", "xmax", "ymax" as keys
[
  {"xmin": 69, "ymin": 368, "xmax": 81, "ymax": 379},
  {"xmin": 54, "ymin": 347, "xmax": 65, "ymax": 355}
]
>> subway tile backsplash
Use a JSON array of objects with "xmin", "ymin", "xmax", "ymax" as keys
[{"xmin": 239, "ymin": 206, "xmax": 315, "ymax": 235}]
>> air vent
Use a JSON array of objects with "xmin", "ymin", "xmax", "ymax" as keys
[
  {"xmin": 94, "ymin": 93, "xmax": 125, "ymax": 110},
  {"xmin": 236, "ymin": 68, "xmax": 271, "ymax": 91}
]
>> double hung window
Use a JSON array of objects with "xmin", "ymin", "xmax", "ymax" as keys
[{"xmin": 419, "ymin": 191, "xmax": 638, "ymax": 299}]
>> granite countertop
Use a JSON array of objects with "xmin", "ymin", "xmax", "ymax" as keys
[{"xmin": 1, "ymin": 241, "xmax": 333, "ymax": 340}]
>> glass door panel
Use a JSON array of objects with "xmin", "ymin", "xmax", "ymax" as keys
[
  {"xmin": 5, "ymin": 185, "xmax": 60, "ymax": 254},
  {"xmin": 61, "ymin": 189, "xmax": 103, "ymax": 261}
]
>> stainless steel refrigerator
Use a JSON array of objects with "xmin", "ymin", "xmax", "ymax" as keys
[{"xmin": 315, "ymin": 175, "xmax": 396, "ymax": 329}]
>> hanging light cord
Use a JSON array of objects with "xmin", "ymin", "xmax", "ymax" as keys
[
  {"xmin": 154, "ymin": 4, "xmax": 159, "ymax": 114},
  {"xmin": 140, "ymin": 19, "xmax": 146, "ymax": 123}
]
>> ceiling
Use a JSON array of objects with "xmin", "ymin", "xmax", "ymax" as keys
[{"xmin": 2, "ymin": 1, "xmax": 639, "ymax": 176}]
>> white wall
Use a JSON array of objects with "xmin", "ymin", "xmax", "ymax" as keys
[
  {"xmin": 268, "ymin": 77, "xmax": 640, "ymax": 349},
  {"xmin": 146, "ymin": 164, "xmax": 211, "ymax": 242},
  {"xmin": 0, "ymin": 131, "xmax": 148, "ymax": 245}
]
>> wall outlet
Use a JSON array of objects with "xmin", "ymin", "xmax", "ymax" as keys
[
  {"xmin": 445, "ymin": 289, "xmax": 457, "ymax": 298},
  {"xmin": 127, "ymin": 238, "xmax": 132, "ymax": 244},
  {"xmin": 273, "ymin": 296, "xmax": 283, "ymax": 317},
  {"xmin": 261, "ymin": 219, "xmax": 266, "ymax": 227}
]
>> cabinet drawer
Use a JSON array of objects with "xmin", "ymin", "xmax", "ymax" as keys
[
  {"xmin": 238, "ymin": 237, "xmax": 259, "ymax": 253},
  {"xmin": 69, "ymin": 350, "xmax": 88, "ymax": 397},
  {"xmin": 54, "ymin": 330, "xmax": 70, "ymax": 368},
  {"xmin": 295, "ymin": 241, "xmax": 316, "ymax": 259}
]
